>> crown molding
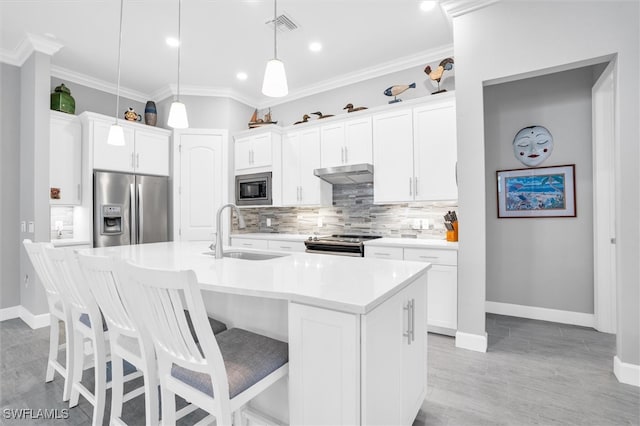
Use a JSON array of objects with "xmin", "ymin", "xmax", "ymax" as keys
[
  {"xmin": 256, "ymin": 44, "xmax": 454, "ymax": 109},
  {"xmin": 51, "ymin": 65, "xmax": 150, "ymax": 103},
  {"xmin": 152, "ymin": 84, "xmax": 259, "ymax": 107},
  {"xmin": 0, "ymin": 33, "xmax": 64, "ymax": 66},
  {"xmin": 440, "ymin": 0, "xmax": 500, "ymax": 17}
]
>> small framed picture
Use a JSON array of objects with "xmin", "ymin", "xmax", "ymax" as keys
[{"xmin": 496, "ymin": 164, "xmax": 576, "ymax": 218}]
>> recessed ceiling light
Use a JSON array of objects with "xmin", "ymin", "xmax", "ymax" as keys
[
  {"xmin": 236, "ymin": 72, "xmax": 248, "ymax": 81},
  {"xmin": 166, "ymin": 37, "xmax": 180, "ymax": 47},
  {"xmin": 309, "ymin": 42, "xmax": 322, "ymax": 52},
  {"xmin": 420, "ymin": 1, "xmax": 437, "ymax": 12}
]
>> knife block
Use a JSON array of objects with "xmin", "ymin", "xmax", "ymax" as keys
[{"xmin": 446, "ymin": 221, "xmax": 458, "ymax": 242}]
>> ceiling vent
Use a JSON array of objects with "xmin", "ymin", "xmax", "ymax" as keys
[{"xmin": 266, "ymin": 13, "xmax": 299, "ymax": 33}]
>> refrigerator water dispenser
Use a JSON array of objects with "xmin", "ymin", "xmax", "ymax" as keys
[{"xmin": 101, "ymin": 204, "xmax": 123, "ymax": 235}]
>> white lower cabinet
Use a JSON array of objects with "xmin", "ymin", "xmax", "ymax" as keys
[
  {"xmin": 289, "ymin": 274, "xmax": 427, "ymax": 426},
  {"xmin": 229, "ymin": 237, "xmax": 269, "ymax": 250},
  {"xmin": 366, "ymin": 245, "xmax": 458, "ymax": 335}
]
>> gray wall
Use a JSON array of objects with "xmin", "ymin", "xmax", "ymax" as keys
[
  {"xmin": 157, "ymin": 95, "xmax": 254, "ymax": 132},
  {"xmin": 269, "ymin": 61, "xmax": 455, "ymax": 127},
  {"xmin": 50, "ymin": 77, "xmax": 146, "ymax": 119},
  {"xmin": 484, "ymin": 67, "xmax": 595, "ymax": 314},
  {"xmin": 0, "ymin": 63, "xmax": 21, "ymax": 309},
  {"xmin": 20, "ymin": 53, "xmax": 51, "ymax": 316}
]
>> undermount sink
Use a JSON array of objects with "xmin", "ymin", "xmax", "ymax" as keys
[{"xmin": 202, "ymin": 250, "xmax": 289, "ymax": 261}]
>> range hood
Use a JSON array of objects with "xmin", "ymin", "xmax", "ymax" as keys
[{"xmin": 313, "ymin": 163, "xmax": 374, "ymax": 185}]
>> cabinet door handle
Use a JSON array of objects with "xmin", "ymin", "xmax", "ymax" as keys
[
  {"xmin": 341, "ymin": 147, "xmax": 345, "ymax": 164},
  {"xmin": 415, "ymin": 177, "xmax": 419, "ymax": 196},
  {"xmin": 410, "ymin": 299, "xmax": 416, "ymax": 342},
  {"xmin": 409, "ymin": 177, "xmax": 413, "ymax": 196},
  {"xmin": 76, "ymin": 184, "xmax": 81, "ymax": 202},
  {"xmin": 374, "ymin": 252, "xmax": 390, "ymax": 256},
  {"xmin": 242, "ymin": 243, "xmax": 253, "ymax": 247},
  {"xmin": 299, "ymin": 186, "xmax": 303, "ymax": 202},
  {"xmin": 136, "ymin": 153, "xmax": 140, "ymax": 169},
  {"xmin": 455, "ymin": 161, "xmax": 458, "ymax": 186},
  {"xmin": 403, "ymin": 301, "xmax": 412, "ymax": 345},
  {"xmin": 131, "ymin": 153, "xmax": 135, "ymax": 168},
  {"xmin": 344, "ymin": 146, "xmax": 348, "ymax": 163}
]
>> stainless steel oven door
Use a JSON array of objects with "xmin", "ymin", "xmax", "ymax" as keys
[{"xmin": 235, "ymin": 172, "xmax": 272, "ymax": 206}]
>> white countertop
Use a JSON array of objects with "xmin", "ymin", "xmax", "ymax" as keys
[
  {"xmin": 230, "ymin": 233, "xmax": 309, "ymax": 242},
  {"xmin": 80, "ymin": 241, "xmax": 430, "ymax": 315},
  {"xmin": 364, "ymin": 237, "xmax": 458, "ymax": 250}
]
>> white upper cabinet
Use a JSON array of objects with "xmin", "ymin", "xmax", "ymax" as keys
[
  {"xmin": 372, "ymin": 108, "xmax": 414, "ymax": 203},
  {"xmin": 413, "ymin": 100, "xmax": 457, "ymax": 201},
  {"xmin": 320, "ymin": 116, "xmax": 372, "ymax": 168},
  {"xmin": 82, "ymin": 112, "xmax": 171, "ymax": 176},
  {"xmin": 50, "ymin": 111, "xmax": 82, "ymax": 205},
  {"xmin": 234, "ymin": 131, "xmax": 273, "ymax": 172},
  {"xmin": 282, "ymin": 128, "xmax": 331, "ymax": 207},
  {"xmin": 373, "ymin": 94, "xmax": 457, "ymax": 203}
]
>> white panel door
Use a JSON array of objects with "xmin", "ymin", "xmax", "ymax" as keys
[
  {"xmin": 50, "ymin": 113, "xmax": 82, "ymax": 205},
  {"xmin": 298, "ymin": 128, "xmax": 324, "ymax": 206},
  {"xmin": 413, "ymin": 101, "xmax": 457, "ymax": 201},
  {"xmin": 135, "ymin": 129, "xmax": 170, "ymax": 176},
  {"xmin": 178, "ymin": 133, "xmax": 223, "ymax": 241},
  {"xmin": 92, "ymin": 119, "xmax": 135, "ymax": 173},
  {"xmin": 250, "ymin": 133, "xmax": 273, "ymax": 169},
  {"xmin": 373, "ymin": 109, "xmax": 414, "ymax": 203},
  {"xmin": 320, "ymin": 122, "xmax": 345, "ymax": 168},
  {"xmin": 289, "ymin": 303, "xmax": 360, "ymax": 426},
  {"xmin": 281, "ymin": 132, "xmax": 301, "ymax": 206},
  {"xmin": 426, "ymin": 265, "xmax": 458, "ymax": 331},
  {"xmin": 345, "ymin": 116, "xmax": 373, "ymax": 165}
]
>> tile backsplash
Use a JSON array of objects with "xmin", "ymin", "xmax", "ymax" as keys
[
  {"xmin": 233, "ymin": 183, "xmax": 457, "ymax": 239},
  {"xmin": 50, "ymin": 206, "xmax": 74, "ymax": 240}
]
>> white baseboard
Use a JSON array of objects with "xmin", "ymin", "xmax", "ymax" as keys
[
  {"xmin": 455, "ymin": 331, "xmax": 487, "ymax": 352},
  {"xmin": 18, "ymin": 306, "xmax": 51, "ymax": 329},
  {"xmin": 486, "ymin": 301, "xmax": 595, "ymax": 328},
  {"xmin": 0, "ymin": 306, "xmax": 22, "ymax": 321},
  {"xmin": 614, "ymin": 356, "xmax": 640, "ymax": 387}
]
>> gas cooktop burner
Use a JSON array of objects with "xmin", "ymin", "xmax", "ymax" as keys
[{"xmin": 304, "ymin": 234, "xmax": 382, "ymax": 257}]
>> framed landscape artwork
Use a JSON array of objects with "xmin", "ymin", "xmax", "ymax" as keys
[{"xmin": 497, "ymin": 164, "xmax": 576, "ymax": 218}]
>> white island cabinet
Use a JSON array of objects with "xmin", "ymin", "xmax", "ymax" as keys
[{"xmin": 83, "ymin": 241, "xmax": 429, "ymax": 425}]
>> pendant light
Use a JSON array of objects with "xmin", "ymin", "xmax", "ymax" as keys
[
  {"xmin": 107, "ymin": 0, "xmax": 125, "ymax": 146},
  {"xmin": 167, "ymin": 0, "xmax": 189, "ymax": 128},
  {"xmin": 261, "ymin": 0, "xmax": 288, "ymax": 97}
]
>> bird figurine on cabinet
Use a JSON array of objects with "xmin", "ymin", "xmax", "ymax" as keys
[
  {"xmin": 343, "ymin": 103, "xmax": 368, "ymax": 113},
  {"xmin": 424, "ymin": 58, "xmax": 454, "ymax": 94},
  {"xmin": 383, "ymin": 83, "xmax": 416, "ymax": 103},
  {"xmin": 293, "ymin": 114, "xmax": 311, "ymax": 125},
  {"xmin": 311, "ymin": 111, "xmax": 334, "ymax": 119}
]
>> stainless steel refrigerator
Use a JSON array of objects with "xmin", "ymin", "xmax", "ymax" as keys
[{"xmin": 93, "ymin": 171, "xmax": 169, "ymax": 247}]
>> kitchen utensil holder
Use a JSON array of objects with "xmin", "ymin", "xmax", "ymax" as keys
[{"xmin": 446, "ymin": 221, "xmax": 458, "ymax": 242}]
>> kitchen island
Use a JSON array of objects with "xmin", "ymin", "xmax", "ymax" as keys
[{"xmin": 82, "ymin": 241, "xmax": 430, "ymax": 425}]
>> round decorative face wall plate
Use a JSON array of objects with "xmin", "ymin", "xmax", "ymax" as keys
[{"xmin": 512, "ymin": 125, "xmax": 554, "ymax": 167}]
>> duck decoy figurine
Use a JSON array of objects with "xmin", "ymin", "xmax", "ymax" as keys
[
  {"xmin": 343, "ymin": 103, "xmax": 368, "ymax": 113},
  {"xmin": 311, "ymin": 111, "xmax": 334, "ymax": 119},
  {"xmin": 424, "ymin": 58, "xmax": 454, "ymax": 94},
  {"xmin": 383, "ymin": 83, "xmax": 416, "ymax": 103},
  {"xmin": 293, "ymin": 114, "xmax": 311, "ymax": 125}
]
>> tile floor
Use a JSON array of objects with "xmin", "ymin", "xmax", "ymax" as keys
[{"xmin": 1, "ymin": 314, "xmax": 638, "ymax": 425}]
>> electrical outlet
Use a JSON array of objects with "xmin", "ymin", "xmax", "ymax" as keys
[
  {"xmin": 28, "ymin": 221, "xmax": 35, "ymax": 233},
  {"xmin": 317, "ymin": 216, "xmax": 323, "ymax": 228},
  {"xmin": 412, "ymin": 219, "xmax": 421, "ymax": 230},
  {"xmin": 266, "ymin": 218, "xmax": 272, "ymax": 227},
  {"xmin": 20, "ymin": 221, "xmax": 26, "ymax": 232}
]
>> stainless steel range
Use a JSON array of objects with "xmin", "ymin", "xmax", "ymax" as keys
[{"xmin": 304, "ymin": 234, "xmax": 382, "ymax": 257}]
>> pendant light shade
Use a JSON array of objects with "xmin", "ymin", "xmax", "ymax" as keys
[
  {"xmin": 168, "ymin": 0, "xmax": 189, "ymax": 128},
  {"xmin": 108, "ymin": 0, "xmax": 126, "ymax": 146},
  {"xmin": 262, "ymin": 58, "xmax": 288, "ymax": 98},
  {"xmin": 168, "ymin": 101, "xmax": 189, "ymax": 128},
  {"xmin": 262, "ymin": 0, "xmax": 288, "ymax": 98}
]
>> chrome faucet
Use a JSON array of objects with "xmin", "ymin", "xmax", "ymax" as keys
[{"xmin": 213, "ymin": 203, "xmax": 246, "ymax": 259}]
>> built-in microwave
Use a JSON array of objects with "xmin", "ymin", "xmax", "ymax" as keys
[{"xmin": 235, "ymin": 172, "xmax": 272, "ymax": 206}]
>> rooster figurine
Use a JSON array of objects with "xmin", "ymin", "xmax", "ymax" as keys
[{"xmin": 424, "ymin": 57, "xmax": 454, "ymax": 94}]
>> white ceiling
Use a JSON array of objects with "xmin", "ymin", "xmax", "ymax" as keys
[{"xmin": 0, "ymin": 0, "xmax": 454, "ymax": 107}]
